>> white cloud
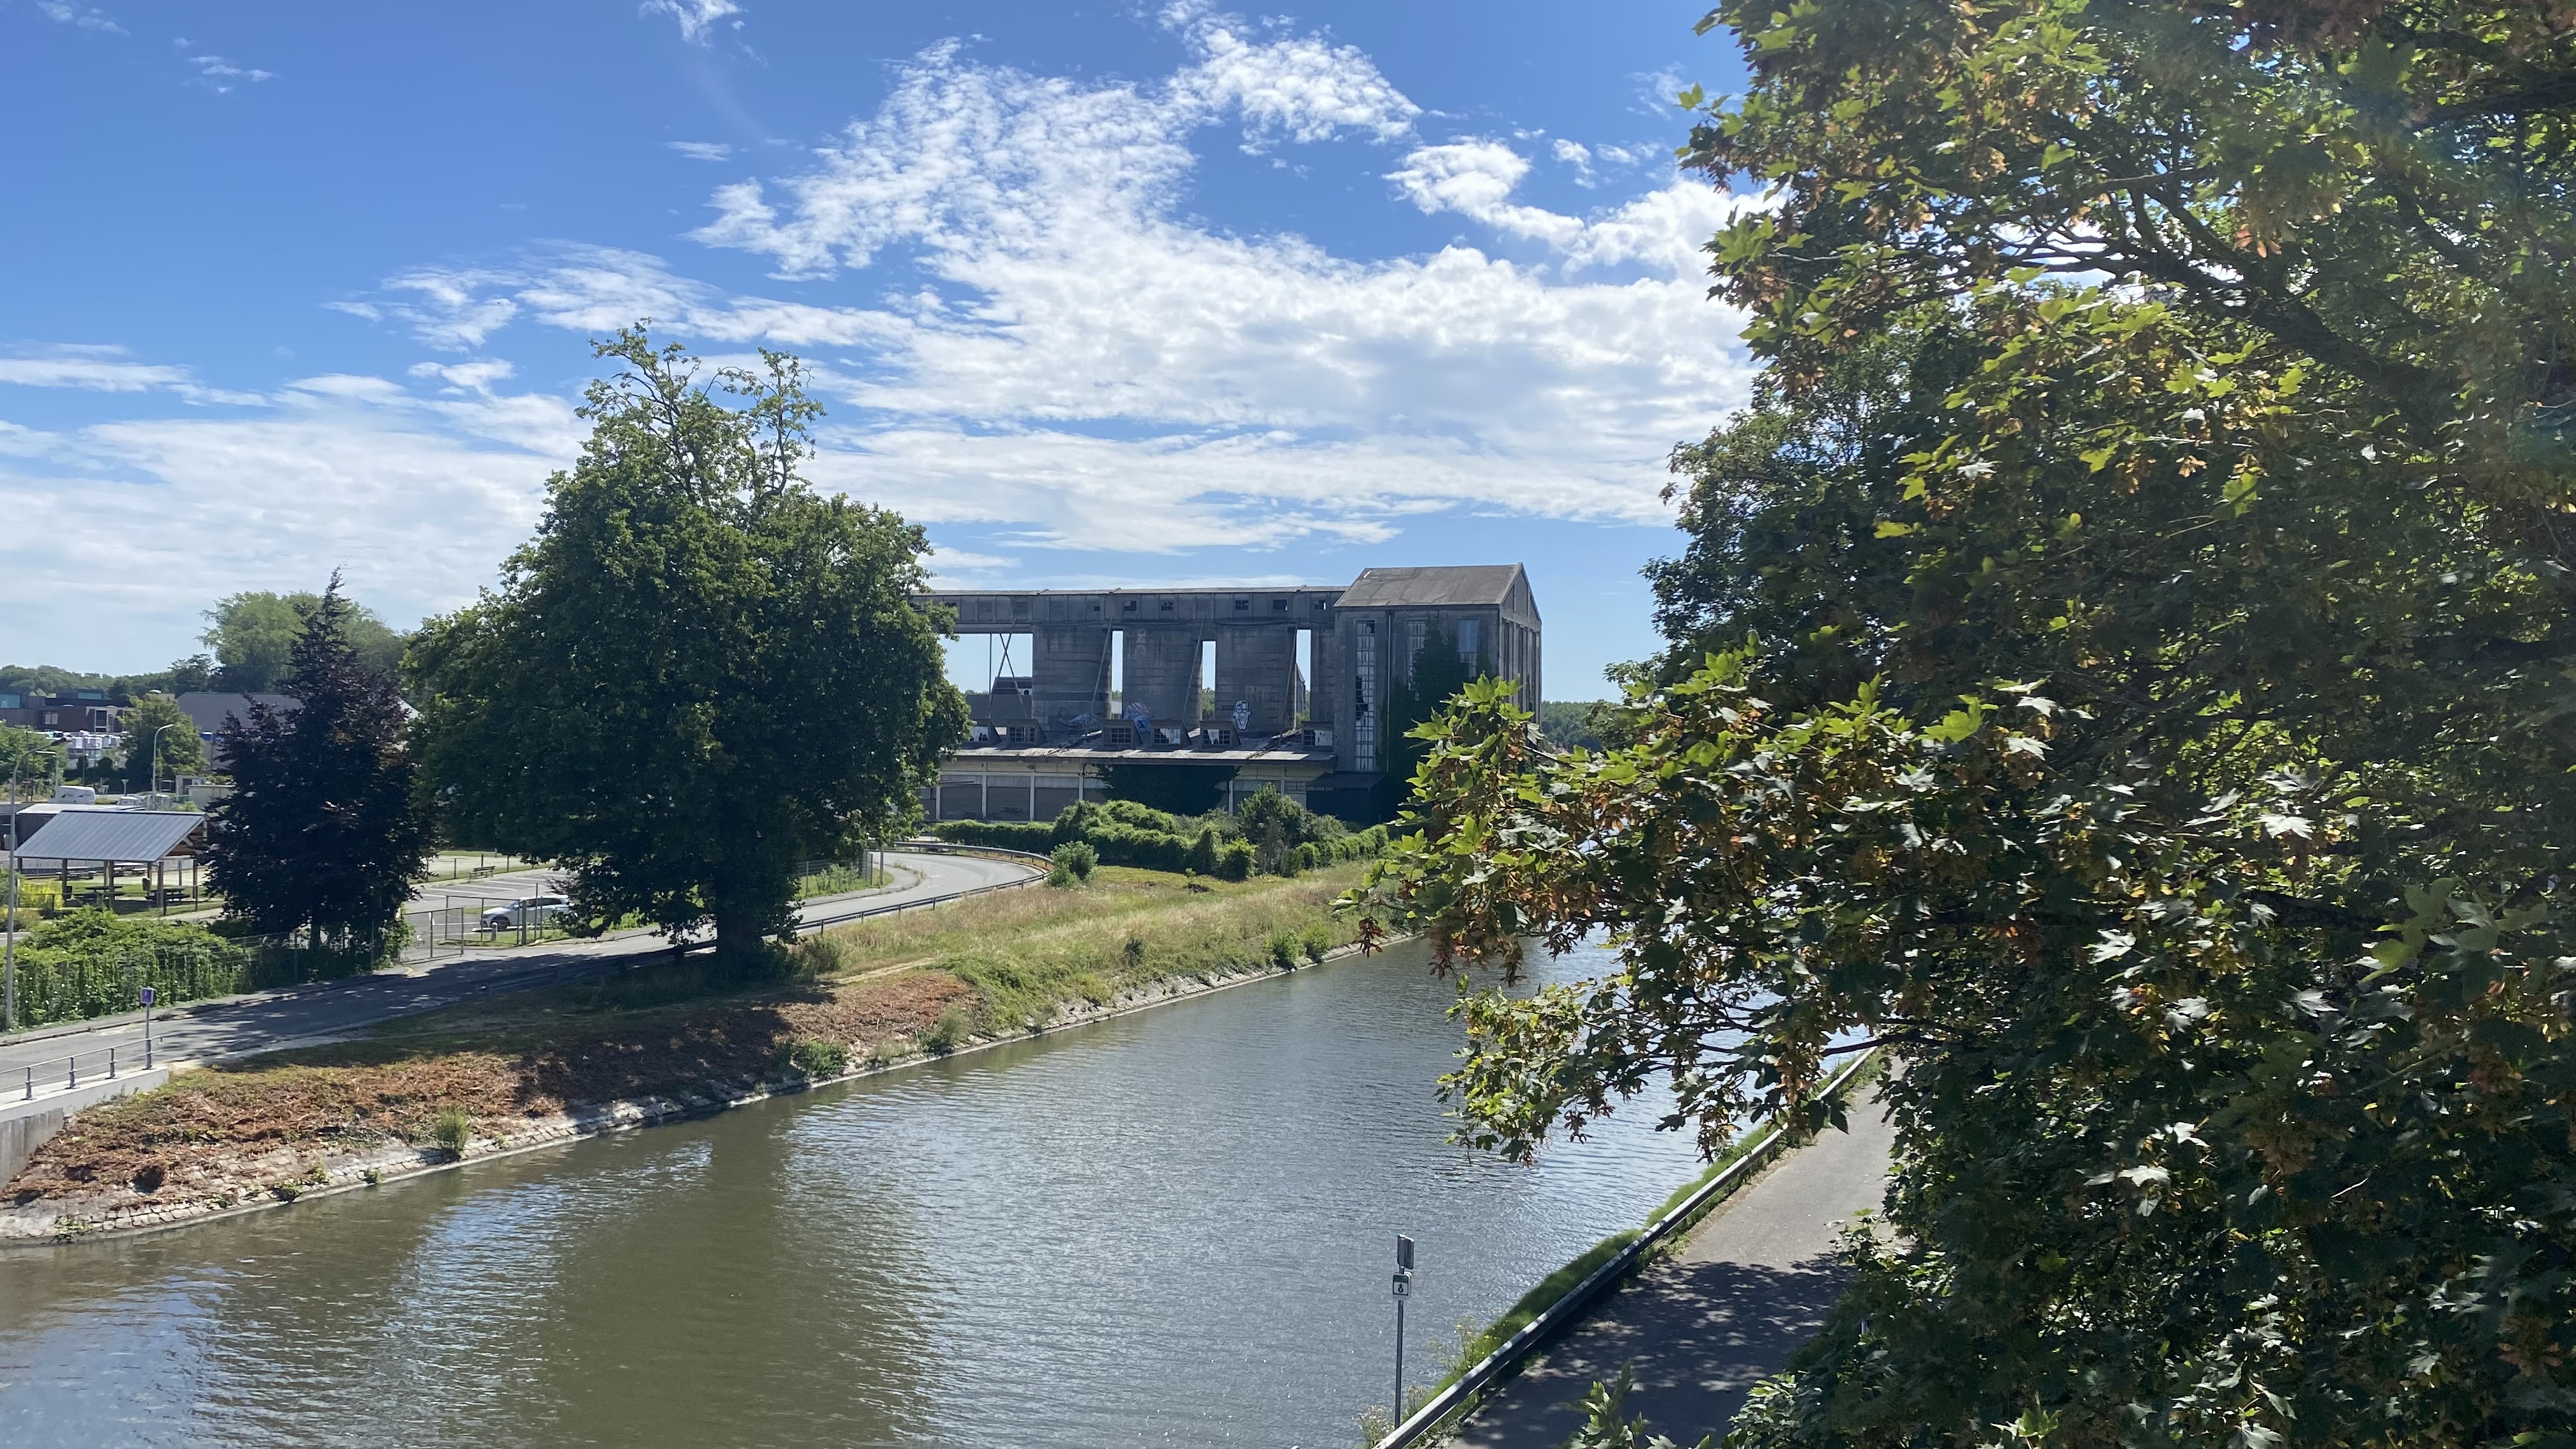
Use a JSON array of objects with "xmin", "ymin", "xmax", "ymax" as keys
[
  {"xmin": 1165, "ymin": 4, "xmax": 1419, "ymax": 148},
  {"xmin": 643, "ymin": 0, "xmax": 740, "ymax": 45},
  {"xmin": 0, "ymin": 356, "xmax": 191, "ymax": 391},
  {"xmin": 409, "ymin": 359, "xmax": 518, "ymax": 395},
  {"xmin": 37, "ymin": 1, "xmax": 123, "ymax": 33},
  {"xmin": 0, "ymin": 374, "xmax": 581, "ymax": 650},
  {"xmin": 667, "ymin": 141, "xmax": 734, "ymax": 161},
  {"xmin": 185, "ymin": 53, "xmax": 275, "ymax": 91},
  {"xmin": 95, "ymin": 8, "xmax": 1749, "ymax": 643},
  {"xmin": 1553, "ymin": 138, "xmax": 1597, "ymax": 187}
]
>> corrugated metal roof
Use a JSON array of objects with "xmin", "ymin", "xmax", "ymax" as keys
[
  {"xmin": 12, "ymin": 809, "xmax": 204, "ymax": 865},
  {"xmin": 1335, "ymin": 564, "xmax": 1525, "ymax": 608}
]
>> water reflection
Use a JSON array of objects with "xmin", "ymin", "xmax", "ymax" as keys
[{"xmin": 0, "ymin": 937, "xmax": 1706, "ymax": 1448}]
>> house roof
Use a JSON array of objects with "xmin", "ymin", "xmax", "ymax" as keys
[
  {"xmin": 1337, "ymin": 565, "xmax": 1528, "ymax": 610},
  {"xmin": 11, "ymin": 808, "xmax": 204, "ymax": 866},
  {"xmin": 175, "ymin": 691, "xmax": 300, "ymax": 735}
]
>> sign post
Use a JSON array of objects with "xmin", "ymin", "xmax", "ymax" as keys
[
  {"xmin": 1392, "ymin": 1234, "xmax": 1415, "ymax": 1418},
  {"xmin": 140, "ymin": 986, "xmax": 155, "ymax": 1069}
]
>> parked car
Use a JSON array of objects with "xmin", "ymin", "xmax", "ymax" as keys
[{"xmin": 480, "ymin": 894, "xmax": 572, "ymax": 932}]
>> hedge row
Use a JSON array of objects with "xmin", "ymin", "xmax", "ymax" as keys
[{"xmin": 929, "ymin": 799, "xmax": 1392, "ymax": 882}]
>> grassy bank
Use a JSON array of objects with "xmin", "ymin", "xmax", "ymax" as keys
[{"xmin": 6, "ymin": 865, "xmax": 1373, "ymax": 1234}]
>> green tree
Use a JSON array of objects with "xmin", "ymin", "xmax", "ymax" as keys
[
  {"xmin": 0, "ymin": 723, "xmax": 60, "ymax": 799},
  {"xmin": 203, "ymin": 578, "xmax": 433, "ymax": 946},
  {"xmin": 1363, "ymin": 3, "xmax": 2576, "ymax": 1445},
  {"xmin": 409, "ymin": 327, "xmax": 966, "ymax": 965},
  {"xmin": 203, "ymin": 590, "xmax": 406, "ymax": 692},
  {"xmin": 116, "ymin": 693, "xmax": 203, "ymax": 784}
]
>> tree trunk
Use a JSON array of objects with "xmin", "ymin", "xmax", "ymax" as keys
[{"xmin": 712, "ymin": 907, "xmax": 767, "ymax": 974}]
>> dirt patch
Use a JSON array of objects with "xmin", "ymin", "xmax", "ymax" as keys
[{"xmin": 7, "ymin": 970, "xmax": 972, "ymax": 1214}]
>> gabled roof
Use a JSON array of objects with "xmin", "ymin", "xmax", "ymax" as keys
[
  {"xmin": 1337, "ymin": 565, "xmax": 1522, "ymax": 608},
  {"xmin": 1337, "ymin": 564, "xmax": 1538, "ymax": 624},
  {"xmin": 12, "ymin": 808, "xmax": 204, "ymax": 866}
]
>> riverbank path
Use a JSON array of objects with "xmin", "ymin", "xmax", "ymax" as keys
[
  {"xmin": 0, "ymin": 849, "xmax": 1041, "ymax": 1084},
  {"xmin": 1445, "ymin": 1089, "xmax": 1896, "ymax": 1448}
]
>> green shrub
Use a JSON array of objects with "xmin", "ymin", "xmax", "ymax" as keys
[
  {"xmin": 923, "ymin": 1004, "xmax": 970, "ymax": 1055},
  {"xmin": 427, "ymin": 1107, "xmax": 473, "ymax": 1158},
  {"xmin": 1300, "ymin": 921, "xmax": 1333, "ymax": 964},
  {"xmin": 926, "ymin": 820, "xmax": 1055, "ymax": 851},
  {"xmin": 1183, "ymin": 827, "xmax": 1220, "ymax": 875},
  {"xmin": 1215, "ymin": 841, "xmax": 1255, "ymax": 882},
  {"xmin": 785, "ymin": 1037, "xmax": 850, "ymax": 1078},
  {"xmin": 1267, "ymin": 930, "xmax": 1299, "ymax": 970},
  {"xmin": 1047, "ymin": 840, "xmax": 1098, "ymax": 886}
]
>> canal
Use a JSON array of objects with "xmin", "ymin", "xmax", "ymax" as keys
[{"xmin": 0, "ymin": 937, "xmax": 1708, "ymax": 1448}]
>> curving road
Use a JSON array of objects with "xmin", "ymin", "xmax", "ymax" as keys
[{"xmin": 0, "ymin": 849, "xmax": 1041, "ymax": 1085}]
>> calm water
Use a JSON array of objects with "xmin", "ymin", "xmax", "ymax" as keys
[{"xmin": 0, "ymin": 938, "xmax": 1706, "ymax": 1448}]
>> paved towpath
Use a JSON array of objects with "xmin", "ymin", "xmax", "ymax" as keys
[
  {"xmin": 0, "ymin": 849, "xmax": 1039, "ymax": 1087},
  {"xmin": 1446, "ymin": 1091, "xmax": 1896, "ymax": 1448}
]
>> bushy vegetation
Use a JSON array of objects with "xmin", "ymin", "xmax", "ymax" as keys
[
  {"xmin": 1046, "ymin": 840, "xmax": 1096, "ymax": 886},
  {"xmin": 4, "ymin": 907, "xmax": 391, "ymax": 1027},
  {"xmin": 792, "ymin": 862, "xmax": 1376, "ymax": 1050},
  {"xmin": 1371, "ymin": 0, "xmax": 2576, "ymax": 1443},
  {"xmin": 7, "ymin": 909, "xmax": 249, "ymax": 1027},
  {"xmin": 930, "ymin": 792, "xmax": 1390, "ymax": 882}
]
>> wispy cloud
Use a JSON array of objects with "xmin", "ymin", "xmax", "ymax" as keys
[
  {"xmin": 330, "ymin": 12, "xmax": 1752, "ymax": 552},
  {"xmin": 36, "ymin": 1, "xmax": 124, "ymax": 34},
  {"xmin": 643, "ymin": 0, "xmax": 741, "ymax": 45},
  {"xmin": 0, "ymin": 356, "xmax": 190, "ymax": 391},
  {"xmin": 666, "ymin": 141, "xmax": 734, "ymax": 161},
  {"xmin": 185, "ymin": 52, "xmax": 275, "ymax": 92},
  {"xmin": 0, "ymin": 351, "xmax": 264, "ymax": 404}
]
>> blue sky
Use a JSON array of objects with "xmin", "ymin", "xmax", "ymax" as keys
[{"xmin": 1, "ymin": 1, "xmax": 1755, "ymax": 696}]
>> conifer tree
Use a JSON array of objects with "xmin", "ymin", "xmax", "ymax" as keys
[{"xmin": 204, "ymin": 576, "xmax": 432, "ymax": 947}]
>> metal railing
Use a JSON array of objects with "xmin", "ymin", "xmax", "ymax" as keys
[
  {"xmin": 1370, "ymin": 1050, "xmax": 1879, "ymax": 1449},
  {"xmin": 20, "ymin": 1038, "xmax": 153, "ymax": 1101}
]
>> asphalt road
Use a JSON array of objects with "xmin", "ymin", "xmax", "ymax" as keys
[
  {"xmin": 1445, "ymin": 1091, "xmax": 1896, "ymax": 1448},
  {"xmin": 0, "ymin": 849, "xmax": 1041, "ymax": 1089}
]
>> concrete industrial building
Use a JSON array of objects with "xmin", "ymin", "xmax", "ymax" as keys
[{"xmin": 919, "ymin": 564, "xmax": 1540, "ymax": 822}]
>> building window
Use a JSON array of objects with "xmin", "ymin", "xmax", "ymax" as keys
[
  {"xmin": 1353, "ymin": 622, "xmax": 1377, "ymax": 772},
  {"xmin": 1403, "ymin": 619, "xmax": 1427, "ymax": 678},
  {"xmin": 1457, "ymin": 618, "xmax": 1480, "ymax": 660}
]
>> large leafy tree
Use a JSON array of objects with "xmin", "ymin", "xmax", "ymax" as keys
[
  {"xmin": 204, "ymin": 579, "xmax": 433, "ymax": 945},
  {"xmin": 1363, "ymin": 3, "xmax": 2573, "ymax": 1445},
  {"xmin": 409, "ymin": 328, "xmax": 966, "ymax": 965},
  {"xmin": 116, "ymin": 692, "xmax": 204, "ymax": 783},
  {"xmin": 201, "ymin": 590, "xmax": 406, "ymax": 692}
]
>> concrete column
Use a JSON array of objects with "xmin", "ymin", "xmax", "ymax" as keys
[
  {"xmin": 1308, "ymin": 625, "xmax": 1340, "ymax": 732},
  {"xmin": 1032, "ymin": 625, "xmax": 1112, "ymax": 731},
  {"xmin": 1121, "ymin": 627, "xmax": 1201, "ymax": 730},
  {"xmin": 1215, "ymin": 625, "xmax": 1298, "ymax": 738}
]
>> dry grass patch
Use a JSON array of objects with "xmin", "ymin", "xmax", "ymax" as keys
[{"xmin": 6, "ymin": 866, "xmax": 1372, "ymax": 1218}]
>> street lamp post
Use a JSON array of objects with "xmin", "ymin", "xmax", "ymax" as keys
[
  {"xmin": 148, "ymin": 722, "xmax": 180, "ymax": 804},
  {"xmin": 1392, "ymin": 1234, "xmax": 1416, "ymax": 1420}
]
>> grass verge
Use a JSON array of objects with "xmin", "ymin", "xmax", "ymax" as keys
[{"xmin": 6, "ymin": 866, "xmax": 1373, "ymax": 1231}]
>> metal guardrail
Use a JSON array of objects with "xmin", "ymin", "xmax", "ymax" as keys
[
  {"xmin": 20, "ymin": 1039, "xmax": 153, "ymax": 1101},
  {"xmin": 1370, "ymin": 1050, "xmax": 1879, "ymax": 1449}
]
